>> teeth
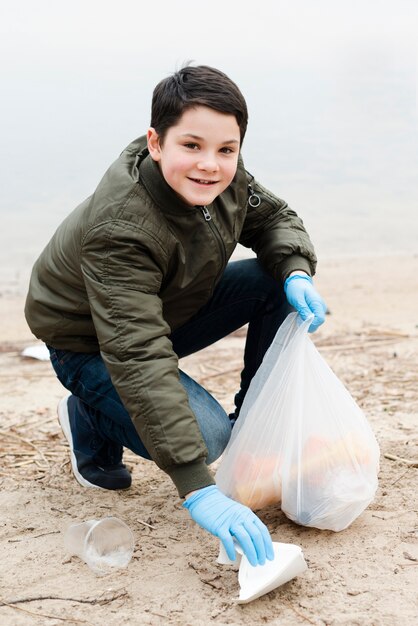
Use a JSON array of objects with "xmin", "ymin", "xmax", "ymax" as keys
[{"xmin": 190, "ymin": 178, "xmax": 215, "ymax": 184}]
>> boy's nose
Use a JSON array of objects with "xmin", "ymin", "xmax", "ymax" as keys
[{"xmin": 197, "ymin": 156, "xmax": 219, "ymax": 172}]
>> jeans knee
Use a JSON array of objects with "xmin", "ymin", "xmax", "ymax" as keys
[
  {"xmin": 239, "ymin": 259, "xmax": 287, "ymax": 311},
  {"xmin": 205, "ymin": 419, "xmax": 232, "ymax": 465}
]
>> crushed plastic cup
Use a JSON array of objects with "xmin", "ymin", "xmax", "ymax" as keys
[
  {"xmin": 217, "ymin": 540, "xmax": 307, "ymax": 603},
  {"xmin": 64, "ymin": 517, "xmax": 135, "ymax": 575}
]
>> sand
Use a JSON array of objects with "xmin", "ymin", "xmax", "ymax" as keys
[{"xmin": 1, "ymin": 254, "xmax": 417, "ymax": 625}]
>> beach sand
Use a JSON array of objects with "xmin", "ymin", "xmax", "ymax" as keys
[{"xmin": 1, "ymin": 254, "xmax": 417, "ymax": 625}]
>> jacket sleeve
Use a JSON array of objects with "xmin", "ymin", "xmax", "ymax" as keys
[
  {"xmin": 239, "ymin": 171, "xmax": 317, "ymax": 283},
  {"xmin": 80, "ymin": 219, "xmax": 215, "ymax": 497}
]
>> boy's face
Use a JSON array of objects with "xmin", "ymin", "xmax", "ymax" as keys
[{"xmin": 147, "ymin": 105, "xmax": 240, "ymax": 207}]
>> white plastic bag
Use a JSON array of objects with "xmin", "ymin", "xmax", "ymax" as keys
[{"xmin": 216, "ymin": 312, "xmax": 380, "ymax": 532}]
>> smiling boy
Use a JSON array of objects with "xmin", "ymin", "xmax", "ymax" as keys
[
  {"xmin": 147, "ymin": 106, "xmax": 240, "ymax": 206},
  {"xmin": 25, "ymin": 65, "xmax": 326, "ymax": 567}
]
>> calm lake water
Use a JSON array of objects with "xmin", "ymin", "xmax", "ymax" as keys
[{"xmin": 2, "ymin": 3, "xmax": 417, "ymax": 293}]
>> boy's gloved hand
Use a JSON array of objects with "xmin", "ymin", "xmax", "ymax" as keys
[
  {"xmin": 284, "ymin": 274, "xmax": 327, "ymax": 332},
  {"xmin": 183, "ymin": 485, "xmax": 274, "ymax": 566}
]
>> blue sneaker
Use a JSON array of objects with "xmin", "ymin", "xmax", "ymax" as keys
[{"xmin": 58, "ymin": 395, "xmax": 132, "ymax": 490}]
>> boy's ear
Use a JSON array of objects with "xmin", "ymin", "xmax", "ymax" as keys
[{"xmin": 147, "ymin": 128, "xmax": 162, "ymax": 162}]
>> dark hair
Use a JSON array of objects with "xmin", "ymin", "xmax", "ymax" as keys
[{"xmin": 150, "ymin": 65, "xmax": 248, "ymax": 145}]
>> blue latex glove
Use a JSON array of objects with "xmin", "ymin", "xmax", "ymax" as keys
[
  {"xmin": 183, "ymin": 485, "xmax": 274, "ymax": 566},
  {"xmin": 284, "ymin": 274, "xmax": 327, "ymax": 332}
]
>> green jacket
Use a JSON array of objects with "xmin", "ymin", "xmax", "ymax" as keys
[{"xmin": 25, "ymin": 136, "xmax": 317, "ymax": 496}]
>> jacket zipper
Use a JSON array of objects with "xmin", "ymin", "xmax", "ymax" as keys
[
  {"xmin": 198, "ymin": 205, "xmax": 227, "ymax": 282},
  {"xmin": 199, "ymin": 206, "xmax": 212, "ymax": 221}
]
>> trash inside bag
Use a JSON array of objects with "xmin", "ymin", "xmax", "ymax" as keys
[
  {"xmin": 216, "ymin": 313, "xmax": 380, "ymax": 532},
  {"xmin": 217, "ymin": 540, "xmax": 307, "ymax": 603}
]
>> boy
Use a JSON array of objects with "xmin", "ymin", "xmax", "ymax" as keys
[{"xmin": 25, "ymin": 65, "xmax": 326, "ymax": 567}]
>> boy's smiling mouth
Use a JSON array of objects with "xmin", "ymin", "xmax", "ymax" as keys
[{"xmin": 188, "ymin": 177, "xmax": 218, "ymax": 185}]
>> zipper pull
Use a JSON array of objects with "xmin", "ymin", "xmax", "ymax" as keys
[
  {"xmin": 248, "ymin": 183, "xmax": 261, "ymax": 208},
  {"xmin": 199, "ymin": 206, "xmax": 212, "ymax": 221}
]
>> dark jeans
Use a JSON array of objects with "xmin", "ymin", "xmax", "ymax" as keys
[{"xmin": 49, "ymin": 259, "xmax": 292, "ymax": 465}]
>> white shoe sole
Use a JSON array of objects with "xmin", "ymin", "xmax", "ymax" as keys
[{"xmin": 58, "ymin": 395, "xmax": 104, "ymax": 490}]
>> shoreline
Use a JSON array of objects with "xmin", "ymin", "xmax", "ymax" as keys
[
  {"xmin": 2, "ymin": 249, "xmax": 417, "ymax": 299},
  {"xmin": 2, "ymin": 253, "xmax": 417, "ymax": 365}
]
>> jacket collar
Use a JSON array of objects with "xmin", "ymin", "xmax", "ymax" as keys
[{"xmin": 139, "ymin": 152, "xmax": 197, "ymax": 215}]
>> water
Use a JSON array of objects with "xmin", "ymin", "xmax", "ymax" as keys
[{"xmin": 1, "ymin": 1, "xmax": 417, "ymax": 293}]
